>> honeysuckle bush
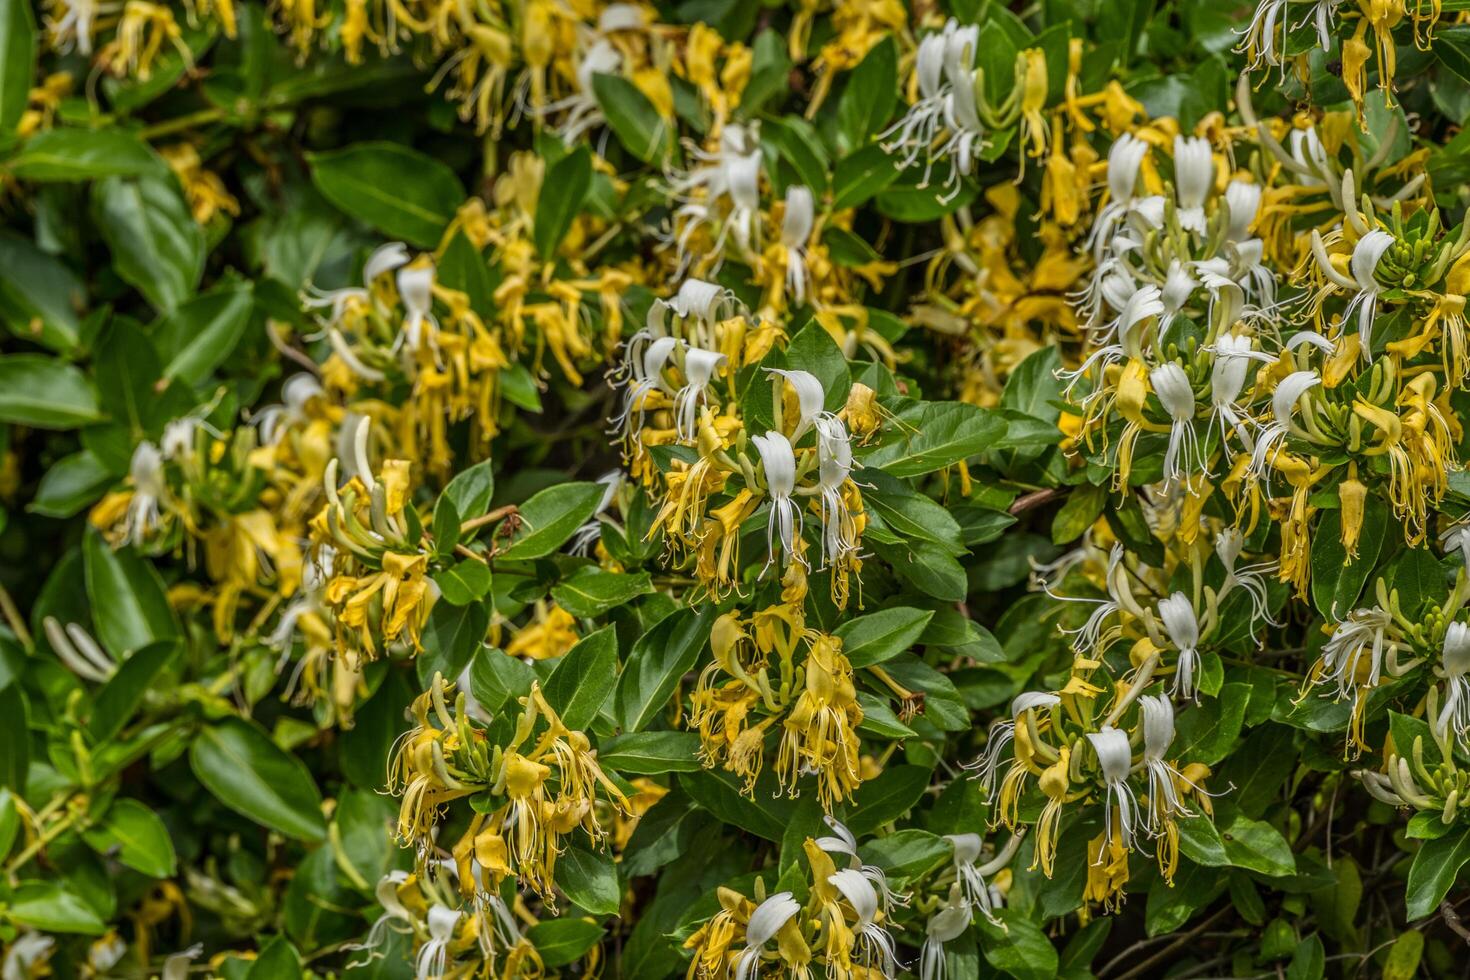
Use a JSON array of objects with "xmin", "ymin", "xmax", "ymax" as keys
[{"xmin": 8, "ymin": 1, "xmax": 1470, "ymax": 978}]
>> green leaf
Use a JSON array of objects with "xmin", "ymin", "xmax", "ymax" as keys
[
  {"xmin": 0, "ymin": 355, "xmax": 101, "ymax": 429},
  {"xmin": 82, "ymin": 799, "xmax": 177, "ymax": 878},
  {"xmin": 246, "ymin": 938, "xmax": 303, "ymax": 980},
  {"xmin": 497, "ymin": 482, "xmax": 606, "ymax": 561},
  {"xmin": 308, "ymin": 142, "xmax": 465, "ymax": 247},
  {"xmin": 0, "ymin": 0, "xmax": 33, "ymax": 133},
  {"xmin": 679, "ymin": 768, "xmax": 794, "ymax": 842},
  {"xmin": 433, "ymin": 559, "xmax": 492, "ymax": 606},
  {"xmin": 9, "ymin": 128, "xmax": 166, "ymax": 181},
  {"xmin": 860, "ymin": 401, "xmax": 1007, "ymax": 477},
  {"xmin": 592, "ymin": 73, "xmax": 672, "ymax": 163},
  {"xmin": 469, "ymin": 646, "xmax": 536, "ymax": 715},
  {"xmin": 7, "ymin": 881, "xmax": 107, "ymax": 934},
  {"xmin": 31, "ymin": 451, "xmax": 113, "ymax": 518},
  {"xmin": 534, "ymin": 147, "xmax": 593, "ymax": 258},
  {"xmin": 1436, "ymin": 26, "xmax": 1470, "ymax": 85},
  {"xmin": 1218, "ymin": 810, "xmax": 1296, "ymax": 877},
  {"xmin": 83, "ymin": 531, "xmax": 180, "ymax": 656},
  {"xmin": 554, "ymin": 845, "xmax": 621, "ymax": 915},
  {"xmin": 1406, "ymin": 824, "xmax": 1470, "ymax": 918},
  {"xmin": 837, "ymin": 36, "xmax": 898, "ymax": 151},
  {"xmin": 0, "ymin": 232, "xmax": 87, "ymax": 353},
  {"xmin": 153, "ymin": 281, "xmax": 255, "ymax": 383},
  {"xmin": 835, "ymin": 607, "xmax": 933, "ymax": 668},
  {"xmin": 442, "ymin": 458, "xmax": 495, "ymax": 524},
  {"xmin": 615, "ymin": 606, "xmax": 716, "ymax": 732},
  {"xmin": 1311, "ymin": 496, "xmax": 1388, "ymax": 619},
  {"xmin": 784, "ymin": 319, "xmax": 851, "ymax": 410},
  {"xmin": 832, "ymin": 143, "xmax": 901, "ymax": 210},
  {"xmin": 543, "ymin": 626, "xmax": 618, "ymax": 730},
  {"xmin": 597, "ymin": 732, "xmax": 702, "ymax": 773},
  {"xmin": 1383, "ymin": 929, "xmax": 1425, "ymax": 980},
  {"xmin": 189, "ymin": 717, "xmax": 327, "ymax": 841},
  {"xmin": 528, "ymin": 918, "xmax": 605, "ymax": 969},
  {"xmin": 843, "ymin": 765, "xmax": 932, "ymax": 835},
  {"xmin": 0, "ymin": 685, "xmax": 28, "ymax": 795},
  {"xmin": 1285, "ymin": 934, "xmax": 1325, "ymax": 980},
  {"xmin": 863, "ymin": 829, "xmax": 950, "ymax": 878},
  {"xmin": 976, "ymin": 909, "xmax": 1059, "ymax": 980},
  {"xmin": 87, "ymin": 639, "xmax": 178, "ymax": 744},
  {"xmin": 552, "ymin": 567, "xmax": 654, "ymax": 619},
  {"xmin": 416, "ymin": 600, "xmax": 489, "ymax": 686},
  {"xmin": 92, "ymin": 174, "xmax": 204, "ymax": 313}
]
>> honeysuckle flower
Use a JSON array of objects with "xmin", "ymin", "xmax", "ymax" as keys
[
  {"xmin": 1157, "ymin": 261, "xmax": 1199, "ymax": 341},
  {"xmin": 967, "ymin": 690, "xmax": 1061, "ymax": 793},
  {"xmin": 828, "ymin": 869, "xmax": 899, "ymax": 978},
  {"xmin": 121, "ymin": 440, "xmax": 167, "ymax": 546},
  {"xmin": 1215, "ymin": 528, "xmax": 1279, "ymax": 632},
  {"xmin": 1087, "ymin": 726, "xmax": 1145, "ymax": 852},
  {"xmin": 1437, "ymin": 622, "xmax": 1470, "ymax": 744},
  {"xmin": 1172, "ymin": 136, "xmax": 1214, "ymax": 234},
  {"xmin": 254, "ymin": 373, "xmax": 325, "ymax": 445},
  {"xmin": 161, "ymin": 944, "xmax": 204, "ymax": 980},
  {"xmin": 675, "ymin": 348, "xmax": 728, "ymax": 441},
  {"xmin": 303, "ymin": 241, "xmax": 409, "ymax": 327},
  {"xmin": 1223, "ymin": 180, "xmax": 1262, "ymax": 243},
  {"xmin": 931, "ymin": 25, "xmax": 987, "ymax": 192},
  {"xmin": 1150, "ymin": 362, "xmax": 1204, "ymax": 489},
  {"xmin": 1059, "ymin": 285, "xmax": 1163, "ymax": 400},
  {"xmin": 3, "ymin": 932, "xmax": 54, "ymax": 980},
  {"xmin": 781, "ymin": 185, "xmax": 815, "ymax": 306},
  {"xmin": 1249, "ymin": 370, "xmax": 1321, "ymax": 483},
  {"xmin": 42, "ymin": 617, "xmax": 114, "ymax": 683},
  {"xmin": 1208, "ymin": 333, "xmax": 1271, "ymax": 448},
  {"xmin": 883, "ymin": 20, "xmax": 977, "ymax": 179},
  {"xmin": 535, "ymin": 38, "xmax": 619, "ymax": 143},
  {"xmin": 1157, "ymin": 592, "xmax": 1201, "ymax": 699},
  {"xmin": 415, "ymin": 905, "xmax": 462, "ymax": 980},
  {"xmin": 752, "ymin": 431, "xmax": 802, "ymax": 568},
  {"xmin": 733, "ymin": 892, "xmax": 801, "ymax": 980},
  {"xmin": 943, "ymin": 833, "xmax": 1013, "ymax": 922},
  {"xmin": 766, "ymin": 368, "xmax": 826, "ymax": 439},
  {"xmin": 346, "ymin": 871, "xmax": 412, "ymax": 964},
  {"xmin": 920, "ymin": 885, "xmax": 972, "ymax": 980},
  {"xmin": 817, "ymin": 816, "xmax": 908, "ymax": 911},
  {"xmin": 1237, "ymin": 0, "xmax": 1288, "ymax": 70},
  {"xmin": 1139, "ymin": 695, "xmax": 1197, "ymax": 826},
  {"xmin": 612, "ymin": 336, "xmax": 678, "ymax": 439},
  {"xmin": 1315, "ymin": 229, "xmax": 1394, "ymax": 356},
  {"xmin": 1306, "ymin": 606, "xmax": 1396, "ymax": 750},
  {"xmin": 1086, "ymin": 134, "xmax": 1151, "ymax": 260},
  {"xmin": 814, "ymin": 414, "xmax": 861, "ymax": 572},
  {"xmin": 1048, "ymin": 543, "xmax": 1131, "ymax": 655},
  {"xmin": 395, "ymin": 261, "xmax": 437, "ymax": 353}
]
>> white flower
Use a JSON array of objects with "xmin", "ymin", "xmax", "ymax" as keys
[
  {"xmin": 1158, "ymin": 592, "xmax": 1201, "ymax": 699},
  {"xmin": 675, "ymin": 347, "xmax": 727, "ymax": 441},
  {"xmin": 1087, "ymin": 726, "xmax": 1146, "ymax": 852},
  {"xmin": 535, "ymin": 38, "xmax": 619, "ymax": 143},
  {"xmin": 395, "ymin": 262, "xmax": 438, "ymax": 354},
  {"xmin": 782, "ymin": 185, "xmax": 815, "ymax": 306},
  {"xmin": 1438, "ymin": 622, "xmax": 1470, "ymax": 744},
  {"xmin": 43, "ymin": 617, "xmax": 115, "ymax": 683},
  {"xmin": 943, "ymin": 834, "xmax": 1007, "ymax": 922},
  {"xmin": 1150, "ymin": 363, "xmax": 1204, "ymax": 489},
  {"xmin": 816, "ymin": 816, "xmax": 908, "ymax": 910},
  {"xmin": 1215, "ymin": 527, "xmax": 1279, "ymax": 634},
  {"xmin": 1343, "ymin": 229, "xmax": 1395, "ymax": 357},
  {"xmin": 1059, "ymin": 285, "xmax": 1163, "ymax": 400},
  {"xmin": 733, "ymin": 892, "xmax": 801, "ymax": 980},
  {"xmin": 347, "ymin": 871, "xmax": 413, "ymax": 965},
  {"xmin": 1086, "ymin": 134, "xmax": 1151, "ymax": 256},
  {"xmin": 828, "ymin": 869, "xmax": 899, "ymax": 978},
  {"xmin": 1139, "ymin": 694, "xmax": 1198, "ymax": 827},
  {"xmin": 161, "ymin": 944, "xmax": 204, "ymax": 980},
  {"xmin": 1173, "ymin": 136, "xmax": 1214, "ymax": 235},
  {"xmin": 3, "ymin": 932, "xmax": 55, "ymax": 980},
  {"xmin": 1237, "ymin": 0, "xmax": 1288, "ymax": 70},
  {"xmin": 254, "ymin": 372, "xmax": 325, "ymax": 445},
  {"xmin": 1048, "ymin": 543, "xmax": 1131, "ymax": 656},
  {"xmin": 967, "ymin": 691, "xmax": 1061, "ymax": 794},
  {"xmin": 752, "ymin": 432, "xmax": 803, "ymax": 568},
  {"xmin": 1315, "ymin": 606, "xmax": 1393, "ymax": 704},
  {"xmin": 303, "ymin": 241, "xmax": 409, "ymax": 328},
  {"xmin": 920, "ymin": 885, "xmax": 972, "ymax": 980},
  {"xmin": 415, "ymin": 905, "xmax": 463, "ymax": 980},
  {"xmin": 1157, "ymin": 260, "xmax": 1199, "ymax": 342},
  {"xmin": 815, "ymin": 415, "xmax": 860, "ymax": 568},
  {"xmin": 612, "ymin": 336, "xmax": 678, "ymax": 438},
  {"xmin": 1249, "ymin": 370, "xmax": 1320, "ymax": 484},
  {"xmin": 1299, "ymin": 0, "xmax": 1342, "ymax": 51},
  {"xmin": 88, "ymin": 933, "xmax": 126, "ymax": 972},
  {"xmin": 1207, "ymin": 333, "xmax": 1271, "ymax": 449},
  {"xmin": 121, "ymin": 440, "xmax": 167, "ymax": 547},
  {"xmin": 766, "ymin": 368, "xmax": 827, "ymax": 438},
  {"xmin": 1224, "ymin": 180, "xmax": 1262, "ymax": 242}
]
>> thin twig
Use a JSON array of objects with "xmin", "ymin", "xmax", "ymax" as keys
[
  {"xmin": 1008, "ymin": 487, "xmax": 1064, "ymax": 515},
  {"xmin": 1443, "ymin": 900, "xmax": 1470, "ymax": 945}
]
